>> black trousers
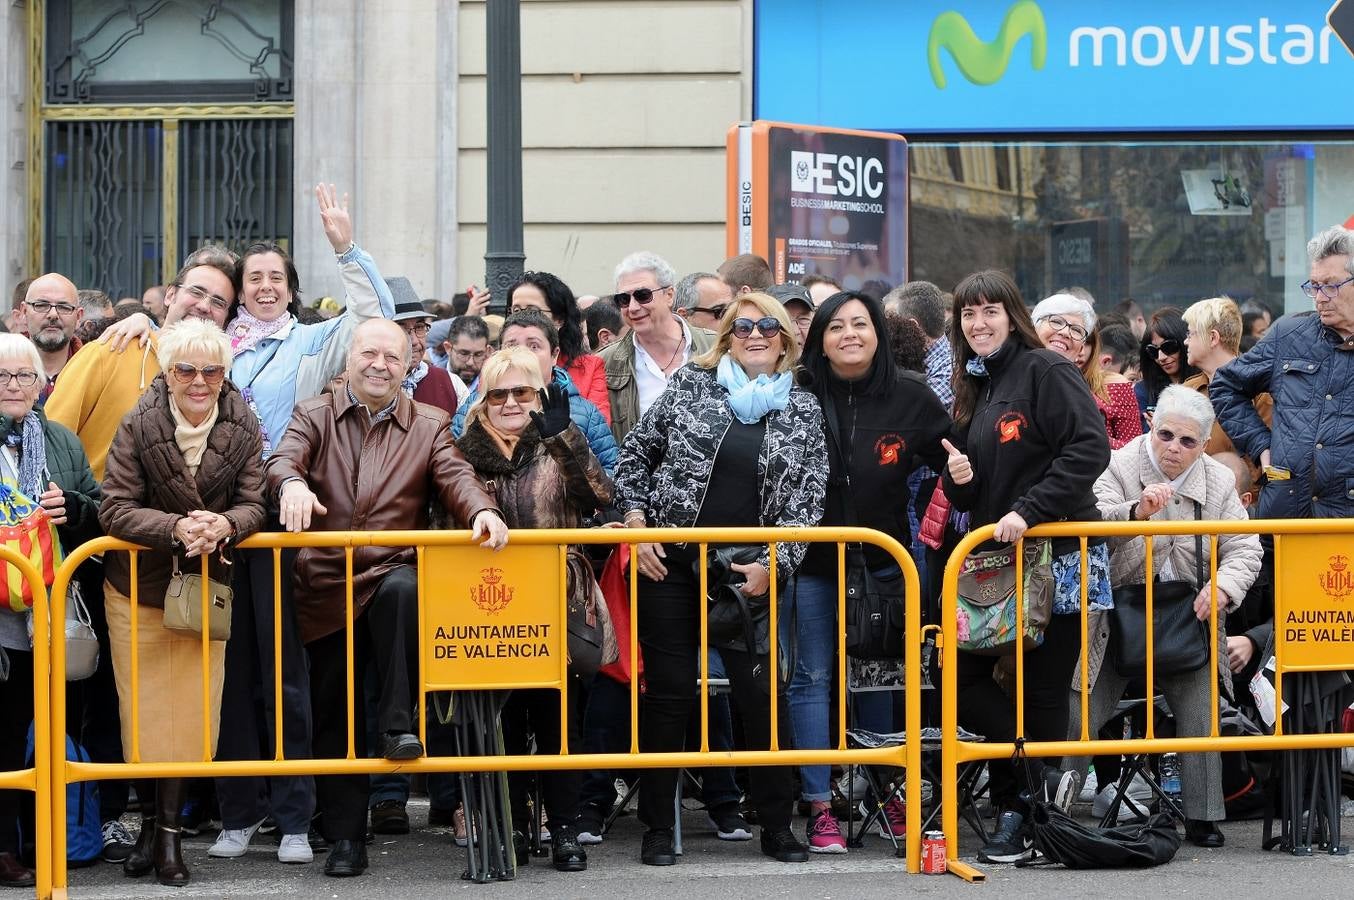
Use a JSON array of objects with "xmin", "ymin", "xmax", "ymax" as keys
[
  {"xmin": 502, "ymin": 685, "xmax": 583, "ymax": 830},
  {"xmin": 636, "ymin": 547, "xmax": 794, "ymax": 832},
  {"xmin": 309, "ymin": 566, "xmax": 419, "ymax": 842},
  {"xmin": 955, "ymin": 612, "xmax": 1083, "ymax": 806},
  {"xmin": 214, "ymin": 546, "xmax": 316, "ymax": 834},
  {"xmin": 0, "ymin": 648, "xmax": 33, "ymax": 854}
]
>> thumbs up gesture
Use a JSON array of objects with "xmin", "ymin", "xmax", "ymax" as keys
[{"xmin": 942, "ymin": 438, "xmax": 973, "ymax": 485}]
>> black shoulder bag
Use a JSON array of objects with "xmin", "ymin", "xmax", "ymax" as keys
[
  {"xmin": 823, "ymin": 391, "xmax": 907, "ymax": 660},
  {"xmin": 1108, "ymin": 500, "xmax": 1210, "ymax": 677}
]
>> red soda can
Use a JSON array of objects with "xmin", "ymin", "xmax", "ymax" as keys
[{"xmin": 921, "ymin": 831, "xmax": 947, "ymax": 874}]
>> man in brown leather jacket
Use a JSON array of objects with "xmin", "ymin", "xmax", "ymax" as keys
[{"xmin": 264, "ymin": 319, "xmax": 507, "ymax": 877}]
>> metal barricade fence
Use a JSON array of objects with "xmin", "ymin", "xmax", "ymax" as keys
[
  {"xmin": 0, "ymin": 549, "xmax": 52, "ymax": 900},
  {"xmin": 939, "ymin": 518, "xmax": 1354, "ymax": 883},
  {"xmin": 46, "ymin": 526, "xmax": 925, "ymax": 893}
]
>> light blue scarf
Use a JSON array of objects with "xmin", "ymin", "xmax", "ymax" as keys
[{"xmin": 716, "ymin": 353, "xmax": 792, "ymax": 424}]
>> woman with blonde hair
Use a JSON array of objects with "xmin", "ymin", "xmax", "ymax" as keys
[
  {"xmin": 100, "ymin": 318, "xmax": 267, "ymax": 886},
  {"xmin": 456, "ymin": 346, "xmax": 613, "ymax": 872},
  {"xmin": 613, "ymin": 292, "xmax": 828, "ymax": 867}
]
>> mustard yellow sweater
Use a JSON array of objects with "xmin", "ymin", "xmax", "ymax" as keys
[{"xmin": 45, "ymin": 337, "xmax": 160, "ymax": 481}]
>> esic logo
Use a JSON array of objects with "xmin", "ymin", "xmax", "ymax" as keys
[
  {"xmin": 1319, "ymin": 554, "xmax": 1353, "ymax": 600},
  {"xmin": 928, "ymin": 0, "xmax": 1047, "ymax": 89},
  {"xmin": 789, "ymin": 150, "xmax": 885, "ymax": 199},
  {"xmin": 470, "ymin": 567, "xmax": 515, "ymax": 615},
  {"xmin": 996, "ymin": 411, "xmax": 1028, "ymax": 443}
]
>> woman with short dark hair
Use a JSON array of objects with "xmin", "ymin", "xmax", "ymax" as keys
[{"xmin": 508, "ymin": 271, "xmax": 611, "ymax": 423}]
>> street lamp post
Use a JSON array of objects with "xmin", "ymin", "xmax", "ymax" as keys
[{"xmin": 484, "ymin": 0, "xmax": 525, "ymax": 312}]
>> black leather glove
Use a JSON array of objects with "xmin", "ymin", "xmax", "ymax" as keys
[{"xmin": 529, "ymin": 382, "xmax": 571, "ymax": 438}]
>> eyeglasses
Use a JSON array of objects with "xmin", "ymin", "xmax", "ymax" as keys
[
  {"xmin": 1146, "ymin": 339, "xmax": 1183, "ymax": 357},
  {"xmin": 1154, "ymin": 428, "xmax": 1200, "ymax": 450},
  {"xmin": 731, "ymin": 316, "xmax": 784, "ymax": 340},
  {"xmin": 452, "ymin": 348, "xmax": 488, "ymax": 362},
  {"xmin": 24, "ymin": 300, "xmax": 78, "ymax": 317},
  {"xmin": 169, "ymin": 363, "xmax": 227, "ymax": 385},
  {"xmin": 176, "ymin": 283, "xmax": 232, "ymax": 312},
  {"xmin": 1300, "ymin": 277, "xmax": 1354, "ymax": 299},
  {"xmin": 484, "ymin": 386, "xmax": 538, "ymax": 406},
  {"xmin": 613, "ymin": 285, "xmax": 670, "ymax": 307},
  {"xmin": 692, "ymin": 305, "xmax": 728, "ymax": 319},
  {"xmin": 400, "ymin": 321, "xmax": 431, "ymax": 337},
  {"xmin": 0, "ymin": 370, "xmax": 40, "ymax": 387},
  {"xmin": 1038, "ymin": 314, "xmax": 1088, "ymax": 342}
]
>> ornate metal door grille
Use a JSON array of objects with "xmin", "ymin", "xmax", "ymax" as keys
[{"xmin": 180, "ymin": 118, "xmax": 293, "ymax": 254}]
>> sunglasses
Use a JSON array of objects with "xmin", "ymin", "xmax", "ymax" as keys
[
  {"xmin": 692, "ymin": 305, "xmax": 728, "ymax": 319},
  {"xmin": 169, "ymin": 363, "xmax": 227, "ymax": 385},
  {"xmin": 1154, "ymin": 428, "xmax": 1200, "ymax": 450},
  {"xmin": 613, "ymin": 285, "xmax": 670, "ymax": 307},
  {"xmin": 731, "ymin": 316, "xmax": 783, "ymax": 340},
  {"xmin": 484, "ymin": 386, "xmax": 538, "ymax": 406},
  {"xmin": 1146, "ymin": 339, "xmax": 1183, "ymax": 357}
]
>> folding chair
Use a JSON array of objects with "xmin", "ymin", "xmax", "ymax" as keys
[{"xmin": 1095, "ymin": 695, "xmax": 1186, "ymax": 827}]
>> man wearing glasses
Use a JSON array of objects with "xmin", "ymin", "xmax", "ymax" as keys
[
  {"xmin": 20, "ymin": 273, "xmax": 84, "ymax": 405},
  {"xmin": 673, "ymin": 271, "xmax": 733, "ymax": 332},
  {"xmin": 598, "ymin": 251, "xmax": 717, "ymax": 443},
  {"xmin": 1212, "ymin": 224, "xmax": 1354, "ymax": 520}
]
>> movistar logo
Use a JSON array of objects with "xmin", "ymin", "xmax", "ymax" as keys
[{"xmin": 928, "ymin": 0, "xmax": 1048, "ymax": 88}]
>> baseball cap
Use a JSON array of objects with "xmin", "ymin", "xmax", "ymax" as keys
[{"xmin": 767, "ymin": 283, "xmax": 814, "ymax": 313}]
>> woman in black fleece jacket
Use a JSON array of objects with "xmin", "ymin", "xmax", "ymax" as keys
[{"xmin": 939, "ymin": 270, "xmax": 1111, "ymax": 865}]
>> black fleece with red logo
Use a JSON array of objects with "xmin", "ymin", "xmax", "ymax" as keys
[
  {"xmin": 802, "ymin": 369, "xmax": 953, "ymax": 575},
  {"xmin": 941, "ymin": 341, "xmax": 1110, "ymax": 557}
]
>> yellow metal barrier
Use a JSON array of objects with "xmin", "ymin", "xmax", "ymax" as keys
[
  {"xmin": 0, "ymin": 547, "xmax": 52, "ymax": 900},
  {"xmin": 940, "ymin": 518, "xmax": 1354, "ymax": 883},
  {"xmin": 47, "ymin": 526, "xmax": 925, "ymax": 892}
]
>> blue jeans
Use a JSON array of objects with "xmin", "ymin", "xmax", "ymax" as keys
[{"xmin": 781, "ymin": 575, "xmax": 836, "ymax": 802}]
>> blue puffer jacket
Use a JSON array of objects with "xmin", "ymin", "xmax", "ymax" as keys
[
  {"xmin": 1211, "ymin": 312, "xmax": 1354, "ymax": 519},
  {"xmin": 451, "ymin": 367, "xmax": 619, "ymax": 473}
]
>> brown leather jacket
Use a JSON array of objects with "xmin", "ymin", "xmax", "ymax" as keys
[
  {"xmin": 99, "ymin": 377, "xmax": 267, "ymax": 607},
  {"xmin": 263, "ymin": 389, "xmax": 501, "ymax": 644}
]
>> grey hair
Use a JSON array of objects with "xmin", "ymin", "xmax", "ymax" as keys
[
  {"xmin": 614, "ymin": 251, "xmax": 677, "ymax": 292},
  {"xmin": 1153, "ymin": 384, "xmax": 1214, "ymax": 437},
  {"xmin": 1307, "ymin": 225, "xmax": 1354, "ymax": 275},
  {"xmin": 1031, "ymin": 293, "xmax": 1097, "ymax": 333},
  {"xmin": 674, "ymin": 272, "xmax": 718, "ymax": 313},
  {"xmin": 882, "ymin": 280, "xmax": 946, "ymax": 339},
  {"xmin": 0, "ymin": 333, "xmax": 45, "ymax": 375}
]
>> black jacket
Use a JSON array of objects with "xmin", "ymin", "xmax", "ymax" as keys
[
  {"xmin": 942, "ymin": 342, "xmax": 1109, "ymax": 557},
  {"xmin": 803, "ymin": 370, "xmax": 953, "ymax": 574}
]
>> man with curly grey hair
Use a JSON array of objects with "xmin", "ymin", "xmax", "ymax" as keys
[
  {"xmin": 598, "ymin": 251, "xmax": 717, "ymax": 443},
  {"xmin": 1212, "ymin": 224, "xmax": 1354, "ymax": 519}
]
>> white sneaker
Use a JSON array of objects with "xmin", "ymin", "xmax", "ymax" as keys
[
  {"xmin": 1079, "ymin": 770, "xmax": 1099, "ymax": 803},
  {"xmin": 1093, "ymin": 775, "xmax": 1153, "ymax": 823},
  {"xmin": 208, "ymin": 818, "xmax": 266, "ymax": 858},
  {"xmin": 277, "ymin": 832, "xmax": 313, "ymax": 864}
]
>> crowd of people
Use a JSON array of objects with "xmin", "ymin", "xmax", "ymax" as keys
[{"xmin": 0, "ymin": 185, "xmax": 1348, "ymax": 887}]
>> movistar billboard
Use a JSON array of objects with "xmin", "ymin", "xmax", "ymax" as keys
[{"xmin": 754, "ymin": 0, "xmax": 1354, "ymax": 132}]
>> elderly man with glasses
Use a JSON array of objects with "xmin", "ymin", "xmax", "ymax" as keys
[
  {"xmin": 1212, "ymin": 224, "xmax": 1354, "ymax": 521},
  {"xmin": 597, "ymin": 252, "xmax": 718, "ymax": 443},
  {"xmin": 20, "ymin": 273, "xmax": 85, "ymax": 405}
]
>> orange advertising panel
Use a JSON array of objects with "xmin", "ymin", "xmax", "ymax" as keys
[
  {"xmin": 422, "ymin": 544, "xmax": 564, "ymax": 689},
  {"xmin": 726, "ymin": 121, "xmax": 908, "ymax": 287},
  {"xmin": 1277, "ymin": 535, "xmax": 1354, "ymax": 671}
]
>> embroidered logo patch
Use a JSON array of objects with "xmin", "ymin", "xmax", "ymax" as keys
[
  {"xmin": 996, "ymin": 411, "xmax": 1028, "ymax": 443},
  {"xmin": 875, "ymin": 433, "xmax": 906, "ymax": 466}
]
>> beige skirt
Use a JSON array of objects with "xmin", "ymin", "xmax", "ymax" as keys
[{"xmin": 105, "ymin": 583, "xmax": 226, "ymax": 763}]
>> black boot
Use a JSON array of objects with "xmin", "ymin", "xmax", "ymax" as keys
[
  {"xmin": 122, "ymin": 816, "xmax": 156, "ymax": 877},
  {"xmin": 154, "ymin": 779, "xmax": 190, "ymax": 886}
]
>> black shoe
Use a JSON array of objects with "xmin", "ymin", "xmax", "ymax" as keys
[
  {"xmin": 308, "ymin": 824, "xmax": 330, "ymax": 853},
  {"xmin": 708, "ymin": 804, "xmax": 753, "ymax": 841},
  {"xmin": 101, "ymin": 820, "xmax": 135, "ymax": 864},
  {"xmin": 1185, "ymin": 819, "xmax": 1225, "ymax": 848},
  {"xmin": 427, "ymin": 806, "xmax": 456, "ymax": 828},
  {"xmin": 378, "ymin": 732, "xmax": 424, "ymax": 760},
  {"xmin": 323, "ymin": 839, "xmax": 368, "ymax": 877},
  {"xmin": 370, "ymin": 799, "xmax": 410, "ymax": 835},
  {"xmin": 977, "ymin": 810, "xmax": 1032, "ymax": 864},
  {"xmin": 760, "ymin": 827, "xmax": 809, "ymax": 863},
  {"xmin": 512, "ymin": 831, "xmax": 530, "ymax": 867},
  {"xmin": 122, "ymin": 817, "xmax": 156, "ymax": 878},
  {"xmin": 0, "ymin": 852, "xmax": 34, "ymax": 888},
  {"xmin": 551, "ymin": 824, "xmax": 587, "ymax": 872},
  {"xmin": 640, "ymin": 828, "xmax": 676, "ymax": 866}
]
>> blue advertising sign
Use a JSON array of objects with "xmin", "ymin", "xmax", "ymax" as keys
[{"xmin": 754, "ymin": 1, "xmax": 1354, "ymax": 132}]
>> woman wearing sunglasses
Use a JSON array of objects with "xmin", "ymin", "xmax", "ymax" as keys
[
  {"xmin": 1078, "ymin": 384, "xmax": 1262, "ymax": 849},
  {"xmin": 99, "ymin": 319, "xmax": 267, "ymax": 886},
  {"xmin": 455, "ymin": 346, "xmax": 613, "ymax": 873},
  {"xmin": 1135, "ymin": 309, "xmax": 1200, "ymax": 430},
  {"xmin": 1032, "ymin": 294, "xmax": 1141, "ymax": 450},
  {"xmin": 791, "ymin": 291, "xmax": 953, "ymax": 852},
  {"xmin": 613, "ymin": 292, "xmax": 828, "ymax": 867}
]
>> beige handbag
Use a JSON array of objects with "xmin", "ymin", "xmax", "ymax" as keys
[{"xmin": 162, "ymin": 556, "xmax": 232, "ymax": 640}]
